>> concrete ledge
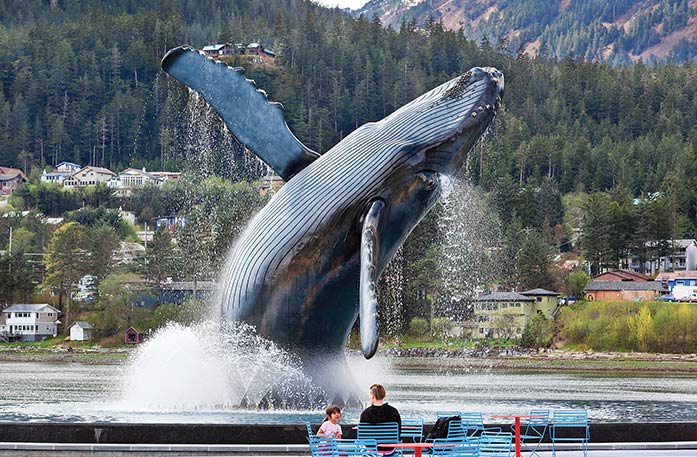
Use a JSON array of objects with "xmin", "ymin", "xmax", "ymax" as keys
[
  {"xmin": 2, "ymin": 441, "xmax": 697, "ymax": 452},
  {"xmin": 3, "ymin": 422, "xmax": 697, "ymax": 445}
]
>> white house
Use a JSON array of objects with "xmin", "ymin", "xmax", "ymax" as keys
[
  {"xmin": 55, "ymin": 161, "xmax": 82, "ymax": 173},
  {"xmin": 69, "ymin": 321, "xmax": 93, "ymax": 341},
  {"xmin": 40, "ymin": 169, "xmax": 73, "ymax": 185},
  {"xmin": 108, "ymin": 167, "xmax": 167, "ymax": 196},
  {"xmin": 115, "ymin": 241, "xmax": 146, "ymax": 264},
  {"xmin": 62, "ymin": 166, "xmax": 116, "ymax": 189},
  {"xmin": 0, "ymin": 304, "xmax": 60, "ymax": 342}
]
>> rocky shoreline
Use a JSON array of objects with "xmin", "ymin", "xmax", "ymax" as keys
[
  {"xmin": 381, "ymin": 347, "xmax": 697, "ymax": 372},
  {"xmin": 3, "ymin": 344, "xmax": 697, "ymax": 372}
]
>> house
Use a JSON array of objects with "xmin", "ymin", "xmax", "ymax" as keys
[
  {"xmin": 115, "ymin": 241, "xmax": 146, "ymax": 264},
  {"xmin": 258, "ymin": 174, "xmax": 285, "ymax": 197},
  {"xmin": 520, "ymin": 288, "xmax": 560, "ymax": 317},
  {"xmin": 473, "ymin": 291, "xmax": 535, "ymax": 339},
  {"xmin": 154, "ymin": 215, "xmax": 189, "ymax": 231},
  {"xmin": 592, "ymin": 269, "xmax": 649, "ymax": 282},
  {"xmin": 0, "ymin": 167, "xmax": 26, "ymax": 196},
  {"xmin": 149, "ymin": 171, "xmax": 181, "ymax": 182},
  {"xmin": 0, "ymin": 304, "xmax": 60, "ymax": 342},
  {"xmin": 108, "ymin": 167, "xmax": 164, "ymax": 195},
  {"xmin": 69, "ymin": 321, "xmax": 93, "ymax": 341},
  {"xmin": 625, "ymin": 239, "xmax": 697, "ymax": 275},
  {"xmin": 159, "ymin": 281, "xmax": 218, "ymax": 304},
  {"xmin": 62, "ymin": 166, "xmax": 116, "ymax": 189},
  {"xmin": 55, "ymin": 161, "xmax": 82, "ymax": 173},
  {"xmin": 202, "ymin": 43, "xmax": 235, "ymax": 57},
  {"xmin": 40, "ymin": 169, "xmax": 73, "ymax": 185},
  {"xmin": 124, "ymin": 326, "xmax": 144, "ymax": 344},
  {"xmin": 584, "ymin": 278, "xmax": 667, "ymax": 301},
  {"xmin": 40, "ymin": 162, "xmax": 82, "ymax": 186},
  {"xmin": 583, "ymin": 269, "xmax": 663, "ymax": 301},
  {"xmin": 654, "ymin": 270, "xmax": 697, "ymax": 301},
  {"xmin": 202, "ymin": 42, "xmax": 276, "ymax": 62}
]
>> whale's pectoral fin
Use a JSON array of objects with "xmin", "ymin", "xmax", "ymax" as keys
[
  {"xmin": 360, "ymin": 200, "xmax": 385, "ymax": 359},
  {"xmin": 161, "ymin": 46, "xmax": 319, "ymax": 180}
]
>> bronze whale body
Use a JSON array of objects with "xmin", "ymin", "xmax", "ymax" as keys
[{"xmin": 162, "ymin": 46, "xmax": 504, "ymax": 403}]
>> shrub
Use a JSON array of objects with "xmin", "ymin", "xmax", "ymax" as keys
[
  {"xmin": 432, "ymin": 317, "xmax": 454, "ymax": 342},
  {"xmin": 409, "ymin": 317, "xmax": 430, "ymax": 338},
  {"xmin": 520, "ymin": 312, "xmax": 553, "ymax": 348}
]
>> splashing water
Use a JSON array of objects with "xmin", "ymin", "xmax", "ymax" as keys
[
  {"xmin": 121, "ymin": 321, "xmax": 326, "ymax": 410},
  {"xmin": 438, "ymin": 178, "xmax": 502, "ymax": 319}
]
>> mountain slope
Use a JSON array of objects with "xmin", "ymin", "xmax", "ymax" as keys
[{"xmin": 357, "ymin": 0, "xmax": 697, "ymax": 65}]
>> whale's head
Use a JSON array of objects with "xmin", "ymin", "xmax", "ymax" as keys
[{"xmin": 379, "ymin": 66, "xmax": 504, "ymax": 179}]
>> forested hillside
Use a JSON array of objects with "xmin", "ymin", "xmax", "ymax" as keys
[
  {"xmin": 1, "ymin": 0, "xmax": 697, "ymax": 305},
  {"xmin": 358, "ymin": 0, "xmax": 697, "ymax": 65}
]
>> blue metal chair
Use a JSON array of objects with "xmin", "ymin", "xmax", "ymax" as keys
[
  {"xmin": 357, "ymin": 422, "xmax": 402, "ymax": 456},
  {"xmin": 401, "ymin": 418, "xmax": 425, "ymax": 443},
  {"xmin": 460, "ymin": 413, "xmax": 502, "ymax": 438},
  {"xmin": 336, "ymin": 439, "xmax": 379, "ymax": 457},
  {"xmin": 518, "ymin": 410, "xmax": 549, "ymax": 457},
  {"xmin": 309, "ymin": 434, "xmax": 337, "ymax": 457},
  {"xmin": 478, "ymin": 432, "xmax": 512, "ymax": 457},
  {"xmin": 430, "ymin": 438, "xmax": 479, "ymax": 457},
  {"xmin": 551, "ymin": 410, "xmax": 589, "ymax": 457}
]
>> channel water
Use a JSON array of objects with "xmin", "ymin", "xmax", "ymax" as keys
[{"xmin": 2, "ymin": 356, "xmax": 696, "ymax": 424}]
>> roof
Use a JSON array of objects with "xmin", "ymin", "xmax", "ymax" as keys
[
  {"xmin": 593, "ymin": 269, "xmax": 649, "ymax": 281},
  {"xmin": 0, "ymin": 173, "xmax": 23, "ymax": 181},
  {"xmin": 202, "ymin": 44, "xmax": 226, "ymax": 51},
  {"xmin": 71, "ymin": 321, "xmax": 93, "ymax": 329},
  {"xmin": 70, "ymin": 166, "xmax": 116, "ymax": 177},
  {"xmin": 655, "ymin": 271, "xmax": 697, "ymax": 281},
  {"xmin": 642, "ymin": 239, "xmax": 696, "ymax": 249},
  {"xmin": 475, "ymin": 291, "xmax": 534, "ymax": 302},
  {"xmin": 118, "ymin": 167, "xmax": 163, "ymax": 182},
  {"xmin": 585, "ymin": 280, "xmax": 668, "ymax": 292},
  {"xmin": 41, "ymin": 171, "xmax": 72, "ymax": 178},
  {"xmin": 160, "ymin": 281, "xmax": 218, "ymax": 291},
  {"xmin": 521, "ymin": 288, "xmax": 559, "ymax": 296},
  {"xmin": 0, "ymin": 166, "xmax": 25, "ymax": 175},
  {"xmin": 56, "ymin": 161, "xmax": 81, "ymax": 168},
  {"xmin": 2, "ymin": 303, "xmax": 60, "ymax": 314}
]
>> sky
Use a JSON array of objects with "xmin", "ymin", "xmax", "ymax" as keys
[{"xmin": 315, "ymin": 0, "xmax": 368, "ymax": 10}]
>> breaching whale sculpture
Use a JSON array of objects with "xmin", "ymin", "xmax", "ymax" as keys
[{"xmin": 162, "ymin": 47, "xmax": 504, "ymax": 403}]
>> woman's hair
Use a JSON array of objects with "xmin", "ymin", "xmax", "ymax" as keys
[
  {"xmin": 324, "ymin": 404, "xmax": 341, "ymax": 421},
  {"xmin": 369, "ymin": 384, "xmax": 386, "ymax": 401}
]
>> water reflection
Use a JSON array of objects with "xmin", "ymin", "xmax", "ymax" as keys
[{"xmin": 1, "ymin": 359, "xmax": 696, "ymax": 423}]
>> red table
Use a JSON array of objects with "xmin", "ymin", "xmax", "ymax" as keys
[
  {"xmin": 377, "ymin": 442, "xmax": 436, "ymax": 457},
  {"xmin": 490, "ymin": 415, "xmax": 543, "ymax": 457}
]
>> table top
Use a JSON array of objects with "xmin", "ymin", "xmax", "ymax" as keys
[
  {"xmin": 377, "ymin": 443, "xmax": 435, "ymax": 449},
  {"xmin": 491, "ymin": 415, "xmax": 545, "ymax": 419}
]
